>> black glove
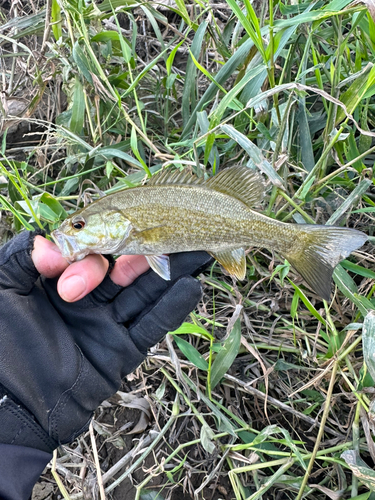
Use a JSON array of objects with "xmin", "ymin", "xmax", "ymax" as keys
[{"xmin": 0, "ymin": 230, "xmax": 212, "ymax": 454}]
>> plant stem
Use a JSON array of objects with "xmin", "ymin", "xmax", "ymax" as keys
[
  {"xmin": 295, "ymin": 360, "xmax": 339, "ymax": 500},
  {"xmin": 351, "ymin": 402, "xmax": 361, "ymax": 497}
]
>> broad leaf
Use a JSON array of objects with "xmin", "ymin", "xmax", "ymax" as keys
[{"xmin": 210, "ymin": 318, "xmax": 241, "ymax": 390}]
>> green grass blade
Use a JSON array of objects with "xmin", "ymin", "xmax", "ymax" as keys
[
  {"xmin": 333, "ymin": 265, "xmax": 370, "ymax": 317},
  {"xmin": 140, "ymin": 5, "xmax": 167, "ymax": 57},
  {"xmin": 363, "ymin": 311, "xmax": 375, "ymax": 383},
  {"xmin": 224, "ymin": 0, "xmax": 265, "ymax": 59},
  {"xmin": 326, "ymin": 178, "xmax": 371, "ymax": 225},
  {"xmin": 189, "ymin": 50, "xmax": 227, "ymax": 94},
  {"xmin": 297, "ymin": 101, "xmax": 315, "ymax": 173},
  {"xmin": 182, "ymin": 22, "xmax": 207, "ymax": 126},
  {"xmin": 70, "ymin": 77, "xmax": 85, "ymax": 134},
  {"xmin": 210, "ymin": 319, "xmax": 241, "ymax": 390},
  {"xmin": 288, "ymin": 280, "xmax": 327, "ymax": 326},
  {"xmin": 210, "ymin": 63, "xmax": 265, "ymax": 122},
  {"xmin": 0, "ymin": 195, "xmax": 34, "ymax": 230},
  {"xmin": 121, "ymin": 42, "xmax": 176, "ymax": 98},
  {"xmin": 182, "ymin": 372, "xmax": 237, "ymax": 435},
  {"xmin": 51, "ymin": 0, "xmax": 62, "ymax": 41},
  {"xmin": 336, "ymin": 64, "xmax": 375, "ymax": 125},
  {"xmin": 220, "ymin": 124, "xmax": 284, "ymax": 187},
  {"xmin": 182, "ymin": 37, "xmax": 255, "ymax": 137},
  {"xmin": 73, "ymin": 41, "xmax": 94, "ymax": 85},
  {"xmin": 173, "ymin": 0, "xmax": 191, "ymax": 27},
  {"xmin": 130, "ymin": 127, "xmax": 151, "ymax": 177},
  {"xmin": 171, "ymin": 321, "xmax": 213, "ymax": 340},
  {"xmin": 92, "ymin": 147, "xmax": 143, "ymax": 169},
  {"xmin": 341, "ymin": 260, "xmax": 375, "ymax": 280},
  {"xmin": 173, "ymin": 335, "xmax": 209, "ymax": 371}
]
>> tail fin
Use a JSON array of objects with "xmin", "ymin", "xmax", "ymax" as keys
[{"xmin": 284, "ymin": 226, "xmax": 367, "ymax": 301}]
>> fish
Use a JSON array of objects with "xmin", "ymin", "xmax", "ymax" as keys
[{"xmin": 51, "ymin": 166, "xmax": 368, "ymax": 301}]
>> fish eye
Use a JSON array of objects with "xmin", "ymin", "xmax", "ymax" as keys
[{"xmin": 72, "ymin": 219, "xmax": 85, "ymax": 230}]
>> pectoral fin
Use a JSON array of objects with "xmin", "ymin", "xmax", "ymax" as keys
[
  {"xmin": 210, "ymin": 248, "xmax": 246, "ymax": 280},
  {"xmin": 146, "ymin": 254, "xmax": 171, "ymax": 280},
  {"xmin": 132, "ymin": 225, "xmax": 166, "ymax": 244}
]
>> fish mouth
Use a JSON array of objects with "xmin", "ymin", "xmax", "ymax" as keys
[{"xmin": 51, "ymin": 230, "xmax": 85, "ymax": 263}]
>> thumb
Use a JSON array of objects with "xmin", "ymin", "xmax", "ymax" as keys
[
  {"xmin": 0, "ymin": 230, "xmax": 44, "ymax": 292},
  {"xmin": 32, "ymin": 235, "xmax": 69, "ymax": 278}
]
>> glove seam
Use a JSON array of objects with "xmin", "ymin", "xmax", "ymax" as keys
[
  {"xmin": 0, "ymin": 398, "xmax": 56, "ymax": 451},
  {"xmin": 6, "ymin": 406, "xmax": 52, "ymax": 446},
  {"xmin": 49, "ymin": 346, "xmax": 90, "ymax": 443},
  {"xmin": 10, "ymin": 420, "xmax": 24, "ymax": 445},
  {"xmin": 128, "ymin": 275, "xmax": 202, "ymax": 352}
]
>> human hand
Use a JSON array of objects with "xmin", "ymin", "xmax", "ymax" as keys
[
  {"xmin": 31, "ymin": 234, "xmax": 151, "ymax": 301},
  {"xmin": 0, "ymin": 230, "xmax": 212, "ymax": 454}
]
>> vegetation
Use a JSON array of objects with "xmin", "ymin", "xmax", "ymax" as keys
[{"xmin": 1, "ymin": 0, "xmax": 375, "ymax": 498}]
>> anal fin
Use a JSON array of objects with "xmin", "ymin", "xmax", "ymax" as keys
[
  {"xmin": 210, "ymin": 248, "xmax": 247, "ymax": 280},
  {"xmin": 146, "ymin": 255, "xmax": 171, "ymax": 280}
]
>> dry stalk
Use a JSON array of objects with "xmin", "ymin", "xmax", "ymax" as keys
[{"xmin": 89, "ymin": 421, "xmax": 106, "ymax": 500}]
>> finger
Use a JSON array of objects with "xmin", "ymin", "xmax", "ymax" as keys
[
  {"xmin": 128, "ymin": 276, "xmax": 202, "ymax": 352},
  {"xmin": 57, "ymin": 254, "xmax": 109, "ymax": 302},
  {"xmin": 110, "ymin": 255, "xmax": 150, "ymax": 287},
  {"xmin": 32, "ymin": 235, "xmax": 69, "ymax": 277},
  {"xmin": 111, "ymin": 251, "xmax": 213, "ymax": 324}
]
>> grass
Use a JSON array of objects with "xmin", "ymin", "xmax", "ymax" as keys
[{"xmin": 1, "ymin": 0, "xmax": 375, "ymax": 498}]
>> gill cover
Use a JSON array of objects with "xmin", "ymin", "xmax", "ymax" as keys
[{"xmin": 52, "ymin": 210, "xmax": 131, "ymax": 262}]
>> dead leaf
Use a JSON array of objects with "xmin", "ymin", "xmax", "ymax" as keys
[
  {"xmin": 308, "ymin": 485, "xmax": 345, "ymax": 500},
  {"xmin": 362, "ymin": 0, "xmax": 375, "ymax": 22},
  {"xmin": 127, "ymin": 411, "xmax": 150, "ymax": 435},
  {"xmin": 241, "ymin": 335, "xmax": 272, "ymax": 420},
  {"xmin": 122, "ymin": 397, "xmax": 151, "ymax": 419}
]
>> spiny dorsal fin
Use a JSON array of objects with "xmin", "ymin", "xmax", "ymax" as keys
[
  {"xmin": 209, "ymin": 248, "xmax": 246, "ymax": 280},
  {"xmin": 204, "ymin": 166, "xmax": 265, "ymax": 207},
  {"xmin": 147, "ymin": 168, "xmax": 204, "ymax": 186}
]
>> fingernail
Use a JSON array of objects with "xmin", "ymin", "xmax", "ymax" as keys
[{"xmin": 59, "ymin": 275, "xmax": 86, "ymax": 302}]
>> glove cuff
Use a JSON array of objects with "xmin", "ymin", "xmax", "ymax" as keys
[
  {"xmin": 0, "ymin": 229, "xmax": 45, "ymax": 293},
  {"xmin": 0, "ymin": 394, "xmax": 57, "ymax": 454}
]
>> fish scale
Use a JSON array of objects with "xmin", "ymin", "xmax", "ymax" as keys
[
  {"xmin": 112, "ymin": 186, "xmax": 296, "ymax": 254},
  {"xmin": 52, "ymin": 166, "xmax": 368, "ymax": 301}
]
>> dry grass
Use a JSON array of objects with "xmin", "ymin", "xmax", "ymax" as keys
[{"xmin": 1, "ymin": 0, "xmax": 375, "ymax": 499}]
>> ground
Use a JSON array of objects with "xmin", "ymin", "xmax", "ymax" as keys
[{"xmin": 2, "ymin": 1, "xmax": 375, "ymax": 499}]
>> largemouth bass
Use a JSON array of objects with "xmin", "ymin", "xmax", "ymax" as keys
[{"xmin": 52, "ymin": 166, "xmax": 368, "ymax": 300}]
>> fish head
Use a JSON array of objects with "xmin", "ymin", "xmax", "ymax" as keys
[{"xmin": 52, "ymin": 209, "xmax": 131, "ymax": 262}]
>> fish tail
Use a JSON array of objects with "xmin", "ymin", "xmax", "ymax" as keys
[{"xmin": 284, "ymin": 225, "xmax": 367, "ymax": 301}]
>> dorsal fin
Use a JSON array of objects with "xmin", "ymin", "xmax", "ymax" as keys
[
  {"xmin": 147, "ymin": 166, "xmax": 265, "ymax": 207},
  {"xmin": 147, "ymin": 168, "xmax": 204, "ymax": 186},
  {"xmin": 204, "ymin": 166, "xmax": 265, "ymax": 207}
]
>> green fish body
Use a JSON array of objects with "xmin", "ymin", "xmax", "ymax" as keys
[{"xmin": 52, "ymin": 166, "xmax": 368, "ymax": 300}]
